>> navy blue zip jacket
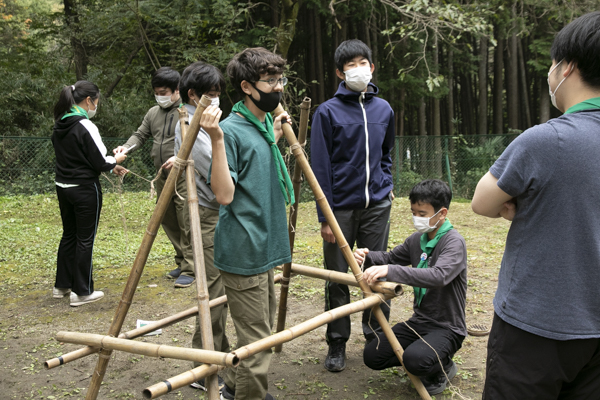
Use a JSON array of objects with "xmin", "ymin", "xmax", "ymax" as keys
[{"xmin": 311, "ymin": 82, "xmax": 395, "ymax": 222}]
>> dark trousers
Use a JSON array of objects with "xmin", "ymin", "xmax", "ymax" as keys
[
  {"xmin": 483, "ymin": 313, "xmax": 600, "ymax": 400},
  {"xmin": 363, "ymin": 320, "xmax": 464, "ymax": 378},
  {"xmin": 324, "ymin": 196, "xmax": 392, "ymax": 343},
  {"xmin": 55, "ymin": 183, "xmax": 102, "ymax": 296}
]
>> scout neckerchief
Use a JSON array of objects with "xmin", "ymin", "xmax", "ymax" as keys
[
  {"xmin": 414, "ymin": 219, "xmax": 454, "ymax": 307},
  {"xmin": 231, "ymin": 100, "xmax": 295, "ymax": 205},
  {"xmin": 564, "ymin": 96, "xmax": 600, "ymax": 114},
  {"xmin": 61, "ymin": 105, "xmax": 89, "ymax": 120}
]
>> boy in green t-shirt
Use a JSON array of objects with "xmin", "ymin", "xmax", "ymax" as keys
[{"xmin": 200, "ymin": 47, "xmax": 293, "ymax": 400}]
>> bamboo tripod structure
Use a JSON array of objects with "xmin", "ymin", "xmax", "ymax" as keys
[
  {"xmin": 273, "ymin": 104, "xmax": 432, "ymax": 400},
  {"xmin": 45, "ymin": 97, "xmax": 429, "ymax": 400}
]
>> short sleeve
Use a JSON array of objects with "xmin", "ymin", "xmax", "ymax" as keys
[
  {"xmin": 223, "ymin": 131, "xmax": 238, "ymax": 184},
  {"xmin": 489, "ymin": 124, "xmax": 558, "ymax": 198}
]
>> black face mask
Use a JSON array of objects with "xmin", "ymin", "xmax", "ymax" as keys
[{"xmin": 249, "ymin": 84, "xmax": 282, "ymax": 113}]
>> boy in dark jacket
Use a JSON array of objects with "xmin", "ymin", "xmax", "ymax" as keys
[
  {"xmin": 310, "ymin": 39, "xmax": 395, "ymax": 372},
  {"xmin": 358, "ymin": 179, "xmax": 467, "ymax": 396}
]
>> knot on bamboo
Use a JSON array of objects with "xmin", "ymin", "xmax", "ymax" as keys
[
  {"xmin": 119, "ymin": 299, "xmax": 132, "ymax": 305},
  {"xmin": 316, "ymin": 195, "xmax": 326, "ymax": 201},
  {"xmin": 173, "ymin": 156, "xmax": 193, "ymax": 171},
  {"xmin": 146, "ymin": 229, "xmax": 157, "ymax": 237}
]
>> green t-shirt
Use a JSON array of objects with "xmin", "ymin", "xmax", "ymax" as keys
[{"xmin": 209, "ymin": 113, "xmax": 292, "ymax": 275}]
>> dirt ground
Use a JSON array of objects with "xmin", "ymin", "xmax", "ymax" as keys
[{"xmin": 0, "ymin": 199, "xmax": 508, "ymax": 400}]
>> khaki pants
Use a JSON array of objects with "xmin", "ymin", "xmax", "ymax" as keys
[
  {"xmin": 192, "ymin": 206, "xmax": 229, "ymax": 364},
  {"xmin": 154, "ymin": 170, "xmax": 194, "ymax": 276},
  {"xmin": 221, "ymin": 269, "xmax": 276, "ymax": 400}
]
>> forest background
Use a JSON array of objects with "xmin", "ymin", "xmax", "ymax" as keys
[{"xmin": 2, "ymin": 0, "xmax": 599, "ymax": 140}]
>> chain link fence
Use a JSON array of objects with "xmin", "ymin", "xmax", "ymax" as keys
[{"xmin": 0, "ymin": 134, "xmax": 518, "ymax": 199}]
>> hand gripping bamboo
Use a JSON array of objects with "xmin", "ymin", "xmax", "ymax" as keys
[
  {"xmin": 275, "ymin": 97, "xmax": 311, "ymax": 352},
  {"xmin": 83, "ymin": 95, "xmax": 214, "ymax": 400},
  {"xmin": 273, "ymin": 104, "xmax": 432, "ymax": 400},
  {"xmin": 178, "ymin": 104, "xmax": 220, "ymax": 400}
]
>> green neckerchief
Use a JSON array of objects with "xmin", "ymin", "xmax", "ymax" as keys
[
  {"xmin": 61, "ymin": 105, "xmax": 89, "ymax": 120},
  {"xmin": 231, "ymin": 101, "xmax": 295, "ymax": 205},
  {"xmin": 564, "ymin": 96, "xmax": 600, "ymax": 114},
  {"xmin": 414, "ymin": 219, "xmax": 454, "ymax": 307}
]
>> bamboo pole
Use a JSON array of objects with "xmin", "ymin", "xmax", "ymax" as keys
[
  {"xmin": 56, "ymin": 332, "xmax": 239, "ymax": 367},
  {"xmin": 234, "ymin": 293, "xmax": 392, "ymax": 361},
  {"xmin": 45, "ymin": 273, "xmax": 283, "ymax": 370},
  {"xmin": 274, "ymin": 105, "xmax": 431, "ymax": 400},
  {"xmin": 275, "ymin": 97, "xmax": 311, "ymax": 353},
  {"xmin": 276, "ymin": 263, "xmax": 403, "ymax": 296},
  {"xmin": 83, "ymin": 96, "xmax": 214, "ymax": 400},
  {"xmin": 179, "ymin": 105, "xmax": 220, "ymax": 400},
  {"xmin": 147, "ymin": 294, "xmax": 393, "ymax": 399},
  {"xmin": 142, "ymin": 364, "xmax": 225, "ymax": 399}
]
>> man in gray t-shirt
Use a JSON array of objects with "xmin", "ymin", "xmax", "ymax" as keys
[{"xmin": 472, "ymin": 11, "xmax": 600, "ymax": 399}]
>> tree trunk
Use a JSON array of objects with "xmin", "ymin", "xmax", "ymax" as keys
[
  {"xmin": 63, "ymin": 0, "xmax": 88, "ymax": 80},
  {"xmin": 539, "ymin": 76, "xmax": 550, "ymax": 123},
  {"xmin": 447, "ymin": 49, "xmax": 455, "ymax": 137},
  {"xmin": 477, "ymin": 36, "xmax": 488, "ymax": 136},
  {"xmin": 507, "ymin": 10, "xmax": 519, "ymax": 131},
  {"xmin": 432, "ymin": 37, "xmax": 442, "ymax": 177},
  {"xmin": 493, "ymin": 29, "xmax": 504, "ymax": 134},
  {"xmin": 307, "ymin": 11, "xmax": 317, "ymax": 100},
  {"xmin": 314, "ymin": 9, "xmax": 325, "ymax": 104},
  {"xmin": 371, "ymin": 25, "xmax": 378, "ymax": 84},
  {"xmin": 399, "ymin": 89, "xmax": 405, "ymax": 137},
  {"xmin": 276, "ymin": 0, "xmax": 302, "ymax": 58},
  {"xmin": 517, "ymin": 39, "xmax": 532, "ymax": 128},
  {"xmin": 418, "ymin": 98, "xmax": 427, "ymax": 176},
  {"xmin": 270, "ymin": 0, "xmax": 279, "ymax": 27}
]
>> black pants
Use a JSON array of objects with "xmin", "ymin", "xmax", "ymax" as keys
[
  {"xmin": 363, "ymin": 320, "xmax": 464, "ymax": 378},
  {"xmin": 55, "ymin": 183, "xmax": 102, "ymax": 296},
  {"xmin": 324, "ymin": 196, "xmax": 392, "ymax": 343},
  {"xmin": 483, "ymin": 313, "xmax": 600, "ymax": 400}
]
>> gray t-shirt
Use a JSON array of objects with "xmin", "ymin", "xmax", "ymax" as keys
[
  {"xmin": 174, "ymin": 104, "xmax": 219, "ymax": 211},
  {"xmin": 365, "ymin": 229, "xmax": 467, "ymax": 337},
  {"xmin": 490, "ymin": 109, "xmax": 600, "ymax": 340}
]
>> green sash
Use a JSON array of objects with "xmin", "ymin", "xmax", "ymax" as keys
[
  {"xmin": 231, "ymin": 101, "xmax": 294, "ymax": 205},
  {"xmin": 414, "ymin": 219, "xmax": 454, "ymax": 307},
  {"xmin": 61, "ymin": 105, "xmax": 89, "ymax": 120}
]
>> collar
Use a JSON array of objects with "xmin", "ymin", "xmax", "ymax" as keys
[
  {"xmin": 564, "ymin": 96, "xmax": 600, "ymax": 114},
  {"xmin": 334, "ymin": 82, "xmax": 379, "ymax": 102}
]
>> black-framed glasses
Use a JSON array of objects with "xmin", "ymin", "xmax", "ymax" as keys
[{"xmin": 257, "ymin": 77, "xmax": 288, "ymax": 87}]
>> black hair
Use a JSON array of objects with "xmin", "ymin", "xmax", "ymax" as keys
[
  {"xmin": 334, "ymin": 39, "xmax": 373, "ymax": 71},
  {"xmin": 151, "ymin": 67, "xmax": 180, "ymax": 92},
  {"xmin": 179, "ymin": 62, "xmax": 226, "ymax": 104},
  {"xmin": 409, "ymin": 179, "xmax": 452, "ymax": 211},
  {"xmin": 550, "ymin": 11, "xmax": 600, "ymax": 89},
  {"xmin": 53, "ymin": 80, "xmax": 100, "ymax": 121},
  {"xmin": 226, "ymin": 47, "xmax": 286, "ymax": 97}
]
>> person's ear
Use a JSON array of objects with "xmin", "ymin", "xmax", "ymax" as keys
[
  {"xmin": 335, "ymin": 69, "xmax": 345, "ymax": 80},
  {"xmin": 370, "ymin": 63, "xmax": 375, "ymax": 74},
  {"xmin": 563, "ymin": 61, "xmax": 576, "ymax": 78},
  {"xmin": 440, "ymin": 207, "xmax": 448, "ymax": 219},
  {"xmin": 188, "ymin": 89, "xmax": 196, "ymax": 101},
  {"xmin": 241, "ymin": 80, "xmax": 253, "ymax": 96}
]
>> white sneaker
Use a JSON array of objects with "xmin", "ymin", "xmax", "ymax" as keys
[
  {"xmin": 53, "ymin": 287, "xmax": 71, "ymax": 298},
  {"xmin": 70, "ymin": 291, "xmax": 104, "ymax": 307}
]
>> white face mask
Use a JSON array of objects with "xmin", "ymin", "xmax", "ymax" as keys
[
  {"xmin": 155, "ymin": 94, "xmax": 176, "ymax": 108},
  {"xmin": 344, "ymin": 65, "xmax": 372, "ymax": 92},
  {"xmin": 412, "ymin": 208, "xmax": 443, "ymax": 233},
  {"xmin": 88, "ymin": 101, "xmax": 98, "ymax": 119},
  {"xmin": 548, "ymin": 59, "xmax": 569, "ymax": 109},
  {"xmin": 193, "ymin": 97, "xmax": 219, "ymax": 108}
]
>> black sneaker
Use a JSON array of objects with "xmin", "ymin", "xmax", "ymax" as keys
[
  {"xmin": 166, "ymin": 267, "xmax": 181, "ymax": 279},
  {"xmin": 190, "ymin": 375, "xmax": 225, "ymax": 392},
  {"xmin": 421, "ymin": 360, "xmax": 458, "ymax": 395},
  {"xmin": 174, "ymin": 274, "xmax": 195, "ymax": 288},
  {"xmin": 324, "ymin": 339, "xmax": 346, "ymax": 372},
  {"xmin": 219, "ymin": 384, "xmax": 274, "ymax": 400}
]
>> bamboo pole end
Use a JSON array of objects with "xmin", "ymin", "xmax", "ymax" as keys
[{"xmin": 200, "ymin": 95, "xmax": 212, "ymax": 108}]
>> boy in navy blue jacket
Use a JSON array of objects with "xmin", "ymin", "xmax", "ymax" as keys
[{"xmin": 310, "ymin": 39, "xmax": 395, "ymax": 372}]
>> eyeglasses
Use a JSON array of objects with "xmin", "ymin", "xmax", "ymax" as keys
[{"xmin": 257, "ymin": 77, "xmax": 288, "ymax": 87}]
